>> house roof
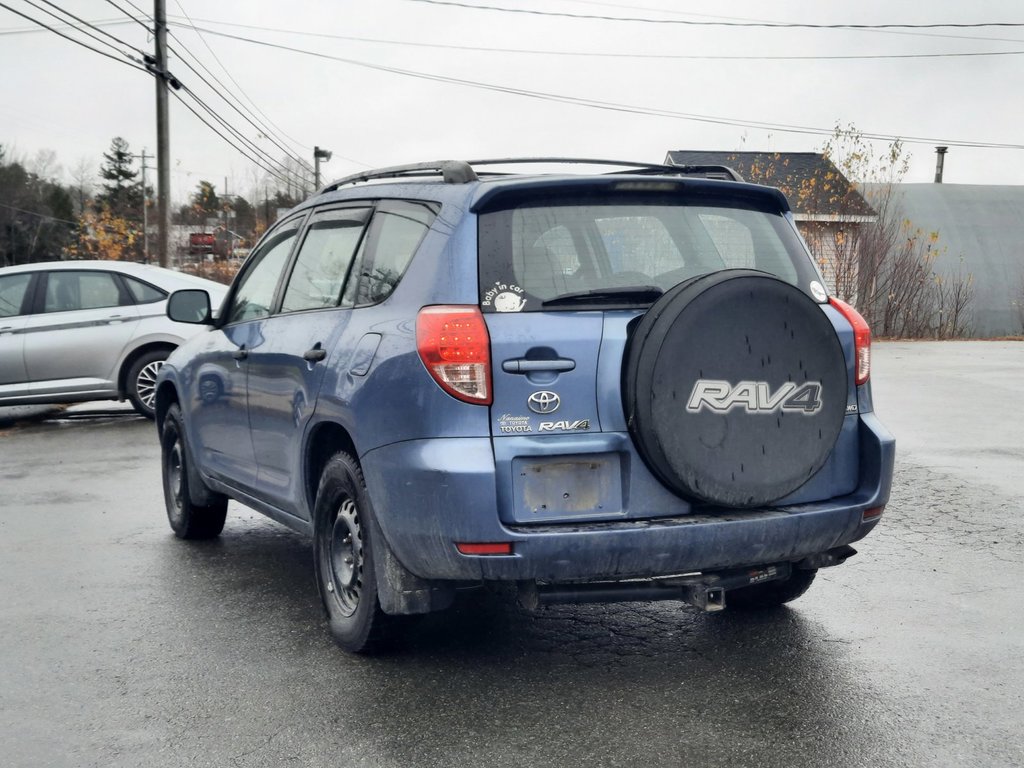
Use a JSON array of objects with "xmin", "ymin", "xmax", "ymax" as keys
[
  {"xmin": 861, "ymin": 183, "xmax": 1024, "ymax": 337},
  {"xmin": 665, "ymin": 150, "xmax": 876, "ymax": 220}
]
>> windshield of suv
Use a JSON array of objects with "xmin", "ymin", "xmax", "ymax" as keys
[{"xmin": 478, "ymin": 193, "xmax": 820, "ymax": 312}]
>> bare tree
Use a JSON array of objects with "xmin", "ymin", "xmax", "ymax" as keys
[
  {"xmin": 28, "ymin": 149, "xmax": 61, "ymax": 182},
  {"xmin": 69, "ymin": 157, "xmax": 94, "ymax": 217}
]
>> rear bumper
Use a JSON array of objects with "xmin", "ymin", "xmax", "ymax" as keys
[{"xmin": 361, "ymin": 412, "xmax": 895, "ymax": 583}]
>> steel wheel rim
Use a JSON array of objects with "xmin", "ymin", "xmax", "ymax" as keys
[
  {"xmin": 325, "ymin": 498, "xmax": 363, "ymax": 617},
  {"xmin": 136, "ymin": 360, "xmax": 163, "ymax": 409},
  {"xmin": 166, "ymin": 438, "xmax": 185, "ymax": 525}
]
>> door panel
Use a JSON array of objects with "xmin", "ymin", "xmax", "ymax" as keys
[
  {"xmin": 23, "ymin": 271, "xmax": 139, "ymax": 396},
  {"xmin": 193, "ymin": 215, "xmax": 305, "ymax": 491},
  {"xmin": 0, "ymin": 316, "xmax": 28, "ymax": 395},
  {"xmin": 189, "ymin": 322, "xmax": 261, "ymax": 489},
  {"xmin": 248, "ymin": 206, "xmax": 370, "ymax": 515}
]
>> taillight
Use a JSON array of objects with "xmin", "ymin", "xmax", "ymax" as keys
[
  {"xmin": 416, "ymin": 305, "xmax": 491, "ymax": 404},
  {"xmin": 829, "ymin": 297, "xmax": 871, "ymax": 385}
]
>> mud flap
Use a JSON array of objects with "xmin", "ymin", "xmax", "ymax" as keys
[{"xmin": 365, "ymin": 505, "xmax": 455, "ymax": 616}]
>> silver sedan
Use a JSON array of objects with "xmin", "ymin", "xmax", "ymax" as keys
[{"xmin": 0, "ymin": 260, "xmax": 228, "ymax": 418}]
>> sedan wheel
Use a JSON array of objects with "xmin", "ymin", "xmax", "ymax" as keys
[{"xmin": 127, "ymin": 349, "xmax": 170, "ymax": 418}]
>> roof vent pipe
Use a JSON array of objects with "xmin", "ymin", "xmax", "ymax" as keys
[{"xmin": 934, "ymin": 146, "xmax": 948, "ymax": 183}]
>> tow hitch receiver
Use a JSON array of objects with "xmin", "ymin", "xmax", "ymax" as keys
[{"xmin": 518, "ymin": 563, "xmax": 792, "ymax": 612}]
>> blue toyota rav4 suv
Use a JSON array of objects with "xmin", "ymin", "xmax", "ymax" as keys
[{"xmin": 155, "ymin": 159, "xmax": 894, "ymax": 653}]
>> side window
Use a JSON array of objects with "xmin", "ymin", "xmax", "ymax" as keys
[
  {"xmin": 280, "ymin": 207, "xmax": 370, "ymax": 313},
  {"xmin": 226, "ymin": 217, "xmax": 303, "ymax": 324},
  {"xmin": 122, "ymin": 276, "xmax": 166, "ymax": 304},
  {"xmin": 44, "ymin": 271, "xmax": 127, "ymax": 312},
  {"xmin": 0, "ymin": 273, "xmax": 32, "ymax": 317},
  {"xmin": 353, "ymin": 201, "xmax": 437, "ymax": 305}
]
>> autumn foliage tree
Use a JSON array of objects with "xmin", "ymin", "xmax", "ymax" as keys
[
  {"xmin": 63, "ymin": 206, "xmax": 140, "ymax": 261},
  {"xmin": 735, "ymin": 125, "xmax": 975, "ymax": 338}
]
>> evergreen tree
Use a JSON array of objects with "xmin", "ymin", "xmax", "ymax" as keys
[{"xmin": 97, "ymin": 137, "xmax": 142, "ymax": 219}]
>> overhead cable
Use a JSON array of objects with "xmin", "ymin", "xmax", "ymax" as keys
[
  {"xmin": 0, "ymin": 1, "xmax": 148, "ymax": 71},
  {"xmin": 169, "ymin": 90, "xmax": 292, "ymax": 185},
  {"xmin": 186, "ymin": 25, "xmax": 1024, "ymax": 151},
  {"xmin": 170, "ymin": 19, "xmax": 1024, "ymax": 61},
  {"xmin": 400, "ymin": 0, "xmax": 1024, "ymax": 30}
]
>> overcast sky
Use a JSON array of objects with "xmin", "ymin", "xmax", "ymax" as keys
[{"xmin": 3, "ymin": 0, "xmax": 1024, "ymax": 203}]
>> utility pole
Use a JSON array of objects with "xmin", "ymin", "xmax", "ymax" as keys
[
  {"xmin": 314, "ymin": 146, "xmax": 332, "ymax": 188},
  {"xmin": 154, "ymin": 0, "xmax": 170, "ymax": 267},
  {"xmin": 136, "ymin": 148, "xmax": 150, "ymax": 264}
]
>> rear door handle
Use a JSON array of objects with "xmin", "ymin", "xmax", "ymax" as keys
[
  {"xmin": 303, "ymin": 344, "xmax": 327, "ymax": 363},
  {"xmin": 502, "ymin": 358, "xmax": 575, "ymax": 374}
]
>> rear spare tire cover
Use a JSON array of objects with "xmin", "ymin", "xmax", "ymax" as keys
[{"xmin": 624, "ymin": 270, "xmax": 847, "ymax": 508}]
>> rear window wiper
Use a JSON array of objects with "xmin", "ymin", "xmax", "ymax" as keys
[{"xmin": 541, "ymin": 286, "xmax": 664, "ymax": 308}]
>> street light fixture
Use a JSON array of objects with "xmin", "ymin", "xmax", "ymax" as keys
[{"xmin": 314, "ymin": 146, "xmax": 333, "ymax": 188}]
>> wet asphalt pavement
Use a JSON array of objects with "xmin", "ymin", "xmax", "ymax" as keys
[{"xmin": 1, "ymin": 341, "xmax": 1022, "ymax": 767}]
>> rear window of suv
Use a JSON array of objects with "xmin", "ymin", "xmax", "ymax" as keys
[{"xmin": 478, "ymin": 193, "xmax": 819, "ymax": 312}]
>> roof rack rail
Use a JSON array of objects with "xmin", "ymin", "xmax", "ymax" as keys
[
  {"xmin": 319, "ymin": 157, "xmax": 743, "ymax": 193},
  {"xmin": 320, "ymin": 160, "xmax": 479, "ymax": 193}
]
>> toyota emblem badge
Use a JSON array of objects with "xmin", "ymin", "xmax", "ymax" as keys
[{"xmin": 527, "ymin": 391, "xmax": 560, "ymax": 414}]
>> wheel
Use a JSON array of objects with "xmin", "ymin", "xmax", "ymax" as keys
[
  {"xmin": 313, "ymin": 452, "xmax": 396, "ymax": 654},
  {"xmin": 161, "ymin": 403, "xmax": 228, "ymax": 539},
  {"xmin": 727, "ymin": 568, "xmax": 817, "ymax": 610},
  {"xmin": 623, "ymin": 270, "xmax": 847, "ymax": 508},
  {"xmin": 127, "ymin": 349, "xmax": 170, "ymax": 418}
]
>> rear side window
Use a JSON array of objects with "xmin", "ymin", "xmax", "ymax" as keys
[
  {"xmin": 350, "ymin": 200, "xmax": 437, "ymax": 306},
  {"xmin": 478, "ymin": 194, "xmax": 812, "ymax": 312},
  {"xmin": 281, "ymin": 207, "xmax": 370, "ymax": 313},
  {"xmin": 0, "ymin": 273, "xmax": 32, "ymax": 317},
  {"xmin": 43, "ymin": 271, "xmax": 128, "ymax": 312},
  {"xmin": 123, "ymin": 276, "xmax": 166, "ymax": 304}
]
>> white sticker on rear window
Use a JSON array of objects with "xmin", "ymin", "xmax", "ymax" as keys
[
  {"xmin": 809, "ymin": 280, "xmax": 828, "ymax": 302},
  {"xmin": 483, "ymin": 282, "xmax": 527, "ymax": 312}
]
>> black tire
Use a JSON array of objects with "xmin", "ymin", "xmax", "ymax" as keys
[
  {"xmin": 726, "ymin": 568, "xmax": 817, "ymax": 611},
  {"xmin": 161, "ymin": 403, "xmax": 228, "ymax": 539},
  {"xmin": 127, "ymin": 349, "xmax": 170, "ymax": 419},
  {"xmin": 624, "ymin": 270, "xmax": 847, "ymax": 508},
  {"xmin": 313, "ymin": 452, "xmax": 396, "ymax": 654}
]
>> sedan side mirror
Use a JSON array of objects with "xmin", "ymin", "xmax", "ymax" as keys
[{"xmin": 167, "ymin": 289, "xmax": 213, "ymax": 324}]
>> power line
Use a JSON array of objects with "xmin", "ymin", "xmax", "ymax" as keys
[
  {"xmin": 99, "ymin": 0, "xmax": 152, "ymax": 33},
  {"xmin": 32, "ymin": 0, "xmax": 145, "ymax": 55},
  {"xmin": 171, "ymin": 0, "xmax": 312, "ymax": 155},
  {"xmin": 167, "ymin": 44, "xmax": 309, "ymax": 169},
  {"xmin": 5, "ymin": 12, "xmax": 1021, "ymax": 61},
  {"xmin": 559, "ymin": 0, "xmax": 1024, "ymax": 42},
  {"xmin": 177, "ymin": 84, "xmax": 301, "ymax": 177},
  {"xmin": 0, "ymin": 1, "xmax": 148, "ymax": 72},
  {"xmin": 401, "ymin": 0, "xmax": 1024, "ymax": 30},
  {"xmin": 93, "ymin": 0, "xmax": 314, "ymax": 182},
  {"xmin": 169, "ymin": 89, "xmax": 292, "ymax": 186},
  {"xmin": 184, "ymin": 24, "xmax": 1024, "ymax": 152},
  {"xmin": 105, "ymin": 0, "xmax": 315, "ymax": 169},
  {"xmin": 0, "ymin": 16, "xmax": 134, "ymax": 36},
  {"xmin": 0, "ymin": 201, "xmax": 78, "ymax": 226},
  {"xmin": 170, "ymin": 20, "xmax": 1024, "ymax": 62}
]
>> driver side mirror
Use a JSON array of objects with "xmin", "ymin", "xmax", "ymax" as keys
[{"xmin": 167, "ymin": 289, "xmax": 213, "ymax": 324}]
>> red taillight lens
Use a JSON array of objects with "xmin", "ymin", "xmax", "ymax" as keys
[
  {"xmin": 829, "ymin": 297, "xmax": 871, "ymax": 386},
  {"xmin": 416, "ymin": 305, "xmax": 491, "ymax": 404}
]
